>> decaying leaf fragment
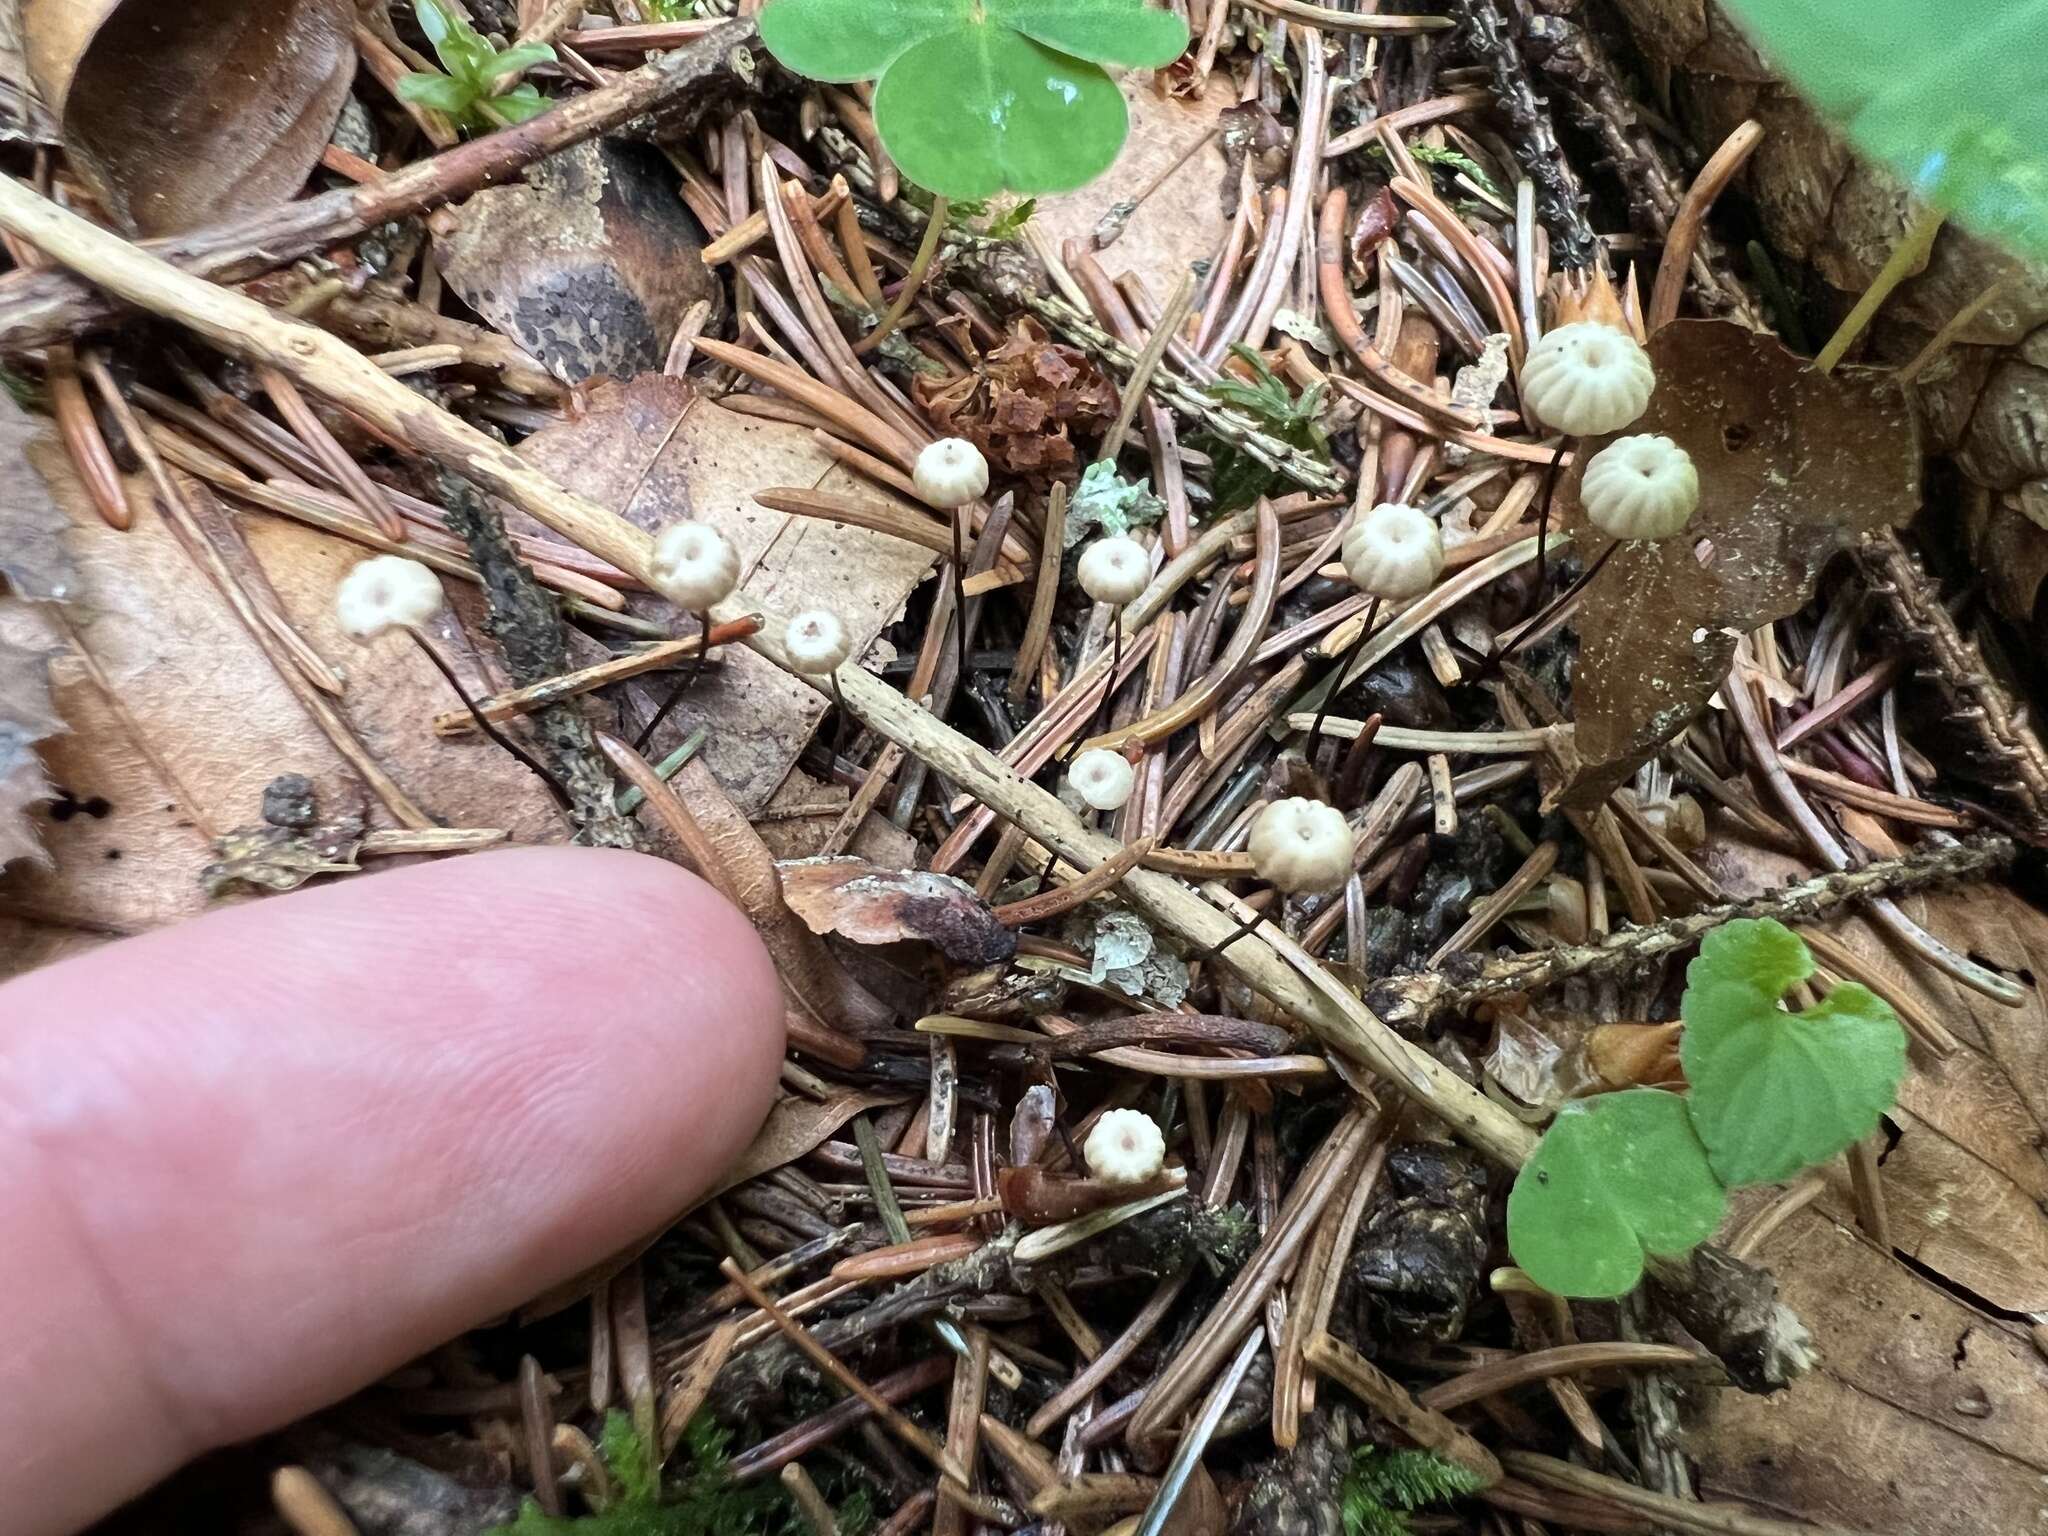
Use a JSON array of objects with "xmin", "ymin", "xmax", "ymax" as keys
[
  {"xmin": 914, "ymin": 317, "xmax": 1117, "ymax": 480},
  {"xmin": 20, "ymin": 0, "xmax": 354, "ymax": 234},
  {"xmin": 1556, "ymin": 319, "xmax": 1920, "ymax": 809},
  {"xmin": 435, "ymin": 139, "xmax": 719, "ymax": 385},
  {"xmin": 0, "ymin": 629, "xmax": 63, "ymax": 870},
  {"xmin": 779, "ymin": 855, "xmax": 1017, "ymax": 966},
  {"xmin": 200, "ymin": 817, "xmax": 364, "ymax": 896}
]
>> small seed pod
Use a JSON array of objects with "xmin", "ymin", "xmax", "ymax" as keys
[
  {"xmin": 1520, "ymin": 321, "xmax": 1655, "ymax": 436},
  {"xmin": 1248, "ymin": 796, "xmax": 1353, "ymax": 895},
  {"xmin": 650, "ymin": 522, "xmax": 740, "ymax": 610},
  {"xmin": 1078, "ymin": 535, "xmax": 1148, "ymax": 607},
  {"xmin": 336, "ymin": 555, "xmax": 444, "ymax": 640},
  {"xmin": 913, "ymin": 437, "xmax": 990, "ymax": 509},
  {"xmin": 785, "ymin": 608, "xmax": 850, "ymax": 674},
  {"xmin": 1068, "ymin": 747, "xmax": 1135, "ymax": 812},
  {"xmin": 1341, "ymin": 502, "xmax": 1444, "ymax": 600},
  {"xmin": 1084, "ymin": 1107, "xmax": 1166, "ymax": 1185},
  {"xmin": 1579, "ymin": 433, "xmax": 1699, "ymax": 541}
]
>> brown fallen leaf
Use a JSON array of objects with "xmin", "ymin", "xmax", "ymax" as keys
[
  {"xmin": 915, "ymin": 316, "xmax": 1117, "ymax": 481},
  {"xmin": 1691, "ymin": 1205, "xmax": 2048, "ymax": 1534},
  {"xmin": 509, "ymin": 374, "xmax": 934, "ymax": 814},
  {"xmin": 21, "ymin": 0, "xmax": 353, "ymax": 234},
  {"xmin": 1555, "ymin": 319, "xmax": 1920, "ymax": 809},
  {"xmin": 713, "ymin": 1089, "xmax": 905, "ymax": 1198},
  {"xmin": 0, "ymin": 442, "xmax": 561, "ymax": 933},
  {"xmin": 779, "ymin": 855, "xmax": 1018, "ymax": 967},
  {"xmin": 433, "ymin": 139, "xmax": 719, "ymax": 385}
]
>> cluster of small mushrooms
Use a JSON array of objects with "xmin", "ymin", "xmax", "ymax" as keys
[{"xmin": 331, "ymin": 311, "xmax": 1689, "ymax": 963}]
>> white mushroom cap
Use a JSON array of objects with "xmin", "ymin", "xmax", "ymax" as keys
[
  {"xmin": 650, "ymin": 522, "xmax": 740, "ymax": 611},
  {"xmin": 1579, "ymin": 434, "xmax": 1699, "ymax": 541},
  {"xmin": 784, "ymin": 608, "xmax": 851, "ymax": 674},
  {"xmin": 1520, "ymin": 321, "xmax": 1655, "ymax": 437},
  {"xmin": 1067, "ymin": 747, "xmax": 1136, "ymax": 812},
  {"xmin": 1248, "ymin": 797, "xmax": 1353, "ymax": 895},
  {"xmin": 1084, "ymin": 1107, "xmax": 1166, "ymax": 1185},
  {"xmin": 1077, "ymin": 535, "xmax": 1149, "ymax": 607},
  {"xmin": 913, "ymin": 437, "xmax": 990, "ymax": 509},
  {"xmin": 336, "ymin": 555, "xmax": 444, "ymax": 641},
  {"xmin": 1340, "ymin": 502, "xmax": 1445, "ymax": 600}
]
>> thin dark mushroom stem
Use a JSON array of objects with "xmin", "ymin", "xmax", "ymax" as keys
[
  {"xmin": 1491, "ymin": 539, "xmax": 1620, "ymax": 667},
  {"xmin": 634, "ymin": 608, "xmax": 713, "ymax": 751},
  {"xmin": 406, "ymin": 628, "xmax": 574, "ymax": 811},
  {"xmin": 1304, "ymin": 594, "xmax": 1379, "ymax": 771}
]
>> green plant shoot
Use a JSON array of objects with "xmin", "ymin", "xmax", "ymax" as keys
[
  {"xmin": 398, "ymin": 0, "xmax": 555, "ymax": 135},
  {"xmin": 1506, "ymin": 918, "xmax": 1905, "ymax": 1298},
  {"xmin": 1680, "ymin": 917, "xmax": 1906, "ymax": 1186},
  {"xmin": 1720, "ymin": 0, "xmax": 2048, "ymax": 260},
  {"xmin": 1201, "ymin": 345, "xmax": 1330, "ymax": 512},
  {"xmin": 756, "ymin": 0, "xmax": 1190, "ymax": 197},
  {"xmin": 1340, "ymin": 1447, "xmax": 1487, "ymax": 1536}
]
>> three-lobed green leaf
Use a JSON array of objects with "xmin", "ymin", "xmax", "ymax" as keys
[
  {"xmin": 1679, "ymin": 917, "xmax": 1906, "ymax": 1187},
  {"xmin": 758, "ymin": 0, "xmax": 1189, "ymax": 197},
  {"xmin": 1721, "ymin": 0, "xmax": 2048, "ymax": 259},
  {"xmin": 1506, "ymin": 1088, "xmax": 1728, "ymax": 1299}
]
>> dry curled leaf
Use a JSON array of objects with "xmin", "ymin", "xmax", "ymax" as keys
[
  {"xmin": 914, "ymin": 317, "xmax": 1116, "ymax": 480},
  {"xmin": 434, "ymin": 139, "xmax": 719, "ymax": 385},
  {"xmin": 21, "ymin": 0, "xmax": 353, "ymax": 234},
  {"xmin": 1556, "ymin": 320, "xmax": 1920, "ymax": 809},
  {"xmin": 779, "ymin": 855, "xmax": 1018, "ymax": 966},
  {"xmin": 713, "ymin": 1089, "xmax": 903, "ymax": 1197},
  {"xmin": 1585, "ymin": 1021, "xmax": 1686, "ymax": 1090}
]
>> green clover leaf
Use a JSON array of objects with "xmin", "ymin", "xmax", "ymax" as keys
[
  {"xmin": 1507, "ymin": 1089, "xmax": 1728, "ymax": 1298},
  {"xmin": 1680, "ymin": 917, "xmax": 1906, "ymax": 1187},
  {"xmin": 759, "ymin": 0, "xmax": 1189, "ymax": 197}
]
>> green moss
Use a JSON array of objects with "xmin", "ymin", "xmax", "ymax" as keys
[{"xmin": 1339, "ymin": 1447, "xmax": 1485, "ymax": 1536}]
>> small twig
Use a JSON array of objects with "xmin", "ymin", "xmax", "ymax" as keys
[
  {"xmin": 1814, "ymin": 202, "xmax": 1946, "ymax": 373},
  {"xmin": 780, "ymin": 1464, "xmax": 840, "ymax": 1536},
  {"xmin": 1366, "ymin": 835, "xmax": 2015, "ymax": 1029},
  {"xmin": 1499, "ymin": 1451, "xmax": 1881, "ymax": 1536},
  {"xmin": 1647, "ymin": 120, "xmax": 1764, "ymax": 332}
]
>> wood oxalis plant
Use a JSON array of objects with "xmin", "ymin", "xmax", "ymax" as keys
[
  {"xmin": 757, "ymin": 0, "xmax": 1190, "ymax": 197},
  {"xmin": 1506, "ymin": 919, "xmax": 1907, "ymax": 1298}
]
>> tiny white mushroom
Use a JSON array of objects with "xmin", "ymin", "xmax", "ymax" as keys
[
  {"xmin": 1579, "ymin": 433, "xmax": 1699, "ymax": 541},
  {"xmin": 1248, "ymin": 797, "xmax": 1353, "ymax": 895},
  {"xmin": 1067, "ymin": 747, "xmax": 1135, "ymax": 812},
  {"xmin": 650, "ymin": 522, "xmax": 740, "ymax": 611},
  {"xmin": 1084, "ymin": 1107, "xmax": 1166, "ymax": 1186},
  {"xmin": 336, "ymin": 555, "xmax": 444, "ymax": 641},
  {"xmin": 1340, "ymin": 502, "xmax": 1445, "ymax": 600},
  {"xmin": 785, "ymin": 608, "xmax": 851, "ymax": 674},
  {"xmin": 1519, "ymin": 321, "xmax": 1655, "ymax": 437},
  {"xmin": 1078, "ymin": 534, "xmax": 1149, "ymax": 607},
  {"xmin": 913, "ymin": 437, "xmax": 990, "ymax": 509}
]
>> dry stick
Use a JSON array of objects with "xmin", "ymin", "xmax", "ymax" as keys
[
  {"xmin": 1646, "ymin": 120, "xmax": 1764, "ymax": 333},
  {"xmin": 433, "ymin": 618, "xmax": 760, "ymax": 734},
  {"xmin": 1132, "ymin": 1327, "xmax": 1266, "ymax": 1536},
  {"xmin": 0, "ymin": 20, "xmax": 766, "ymax": 351},
  {"xmin": 1101, "ymin": 269, "xmax": 1199, "ymax": 459},
  {"xmin": 1304, "ymin": 1332, "xmax": 1502, "ymax": 1485},
  {"xmin": 271, "ymin": 1468, "xmax": 362, "ymax": 1536},
  {"xmin": 1236, "ymin": 0, "xmax": 1454, "ymax": 30},
  {"xmin": 0, "ymin": 182, "xmax": 1539, "ymax": 1170},
  {"xmin": 1498, "ymin": 1451, "xmax": 1881, "ymax": 1536},
  {"xmin": 717, "ymin": 1258, "xmax": 969, "ymax": 1483},
  {"xmin": 1009, "ymin": 481, "xmax": 1068, "ymax": 709},
  {"xmin": 1417, "ymin": 1342, "xmax": 1714, "ymax": 1412},
  {"xmin": 256, "ymin": 365, "xmax": 405, "ymax": 541},
  {"xmin": 1814, "ymin": 202, "xmax": 1947, "ymax": 374}
]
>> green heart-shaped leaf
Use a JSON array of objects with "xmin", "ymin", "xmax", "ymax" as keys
[
  {"xmin": 1680, "ymin": 917, "xmax": 1906, "ymax": 1187},
  {"xmin": 1507, "ymin": 1089, "xmax": 1727, "ymax": 1298},
  {"xmin": 759, "ymin": 0, "xmax": 1189, "ymax": 196}
]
